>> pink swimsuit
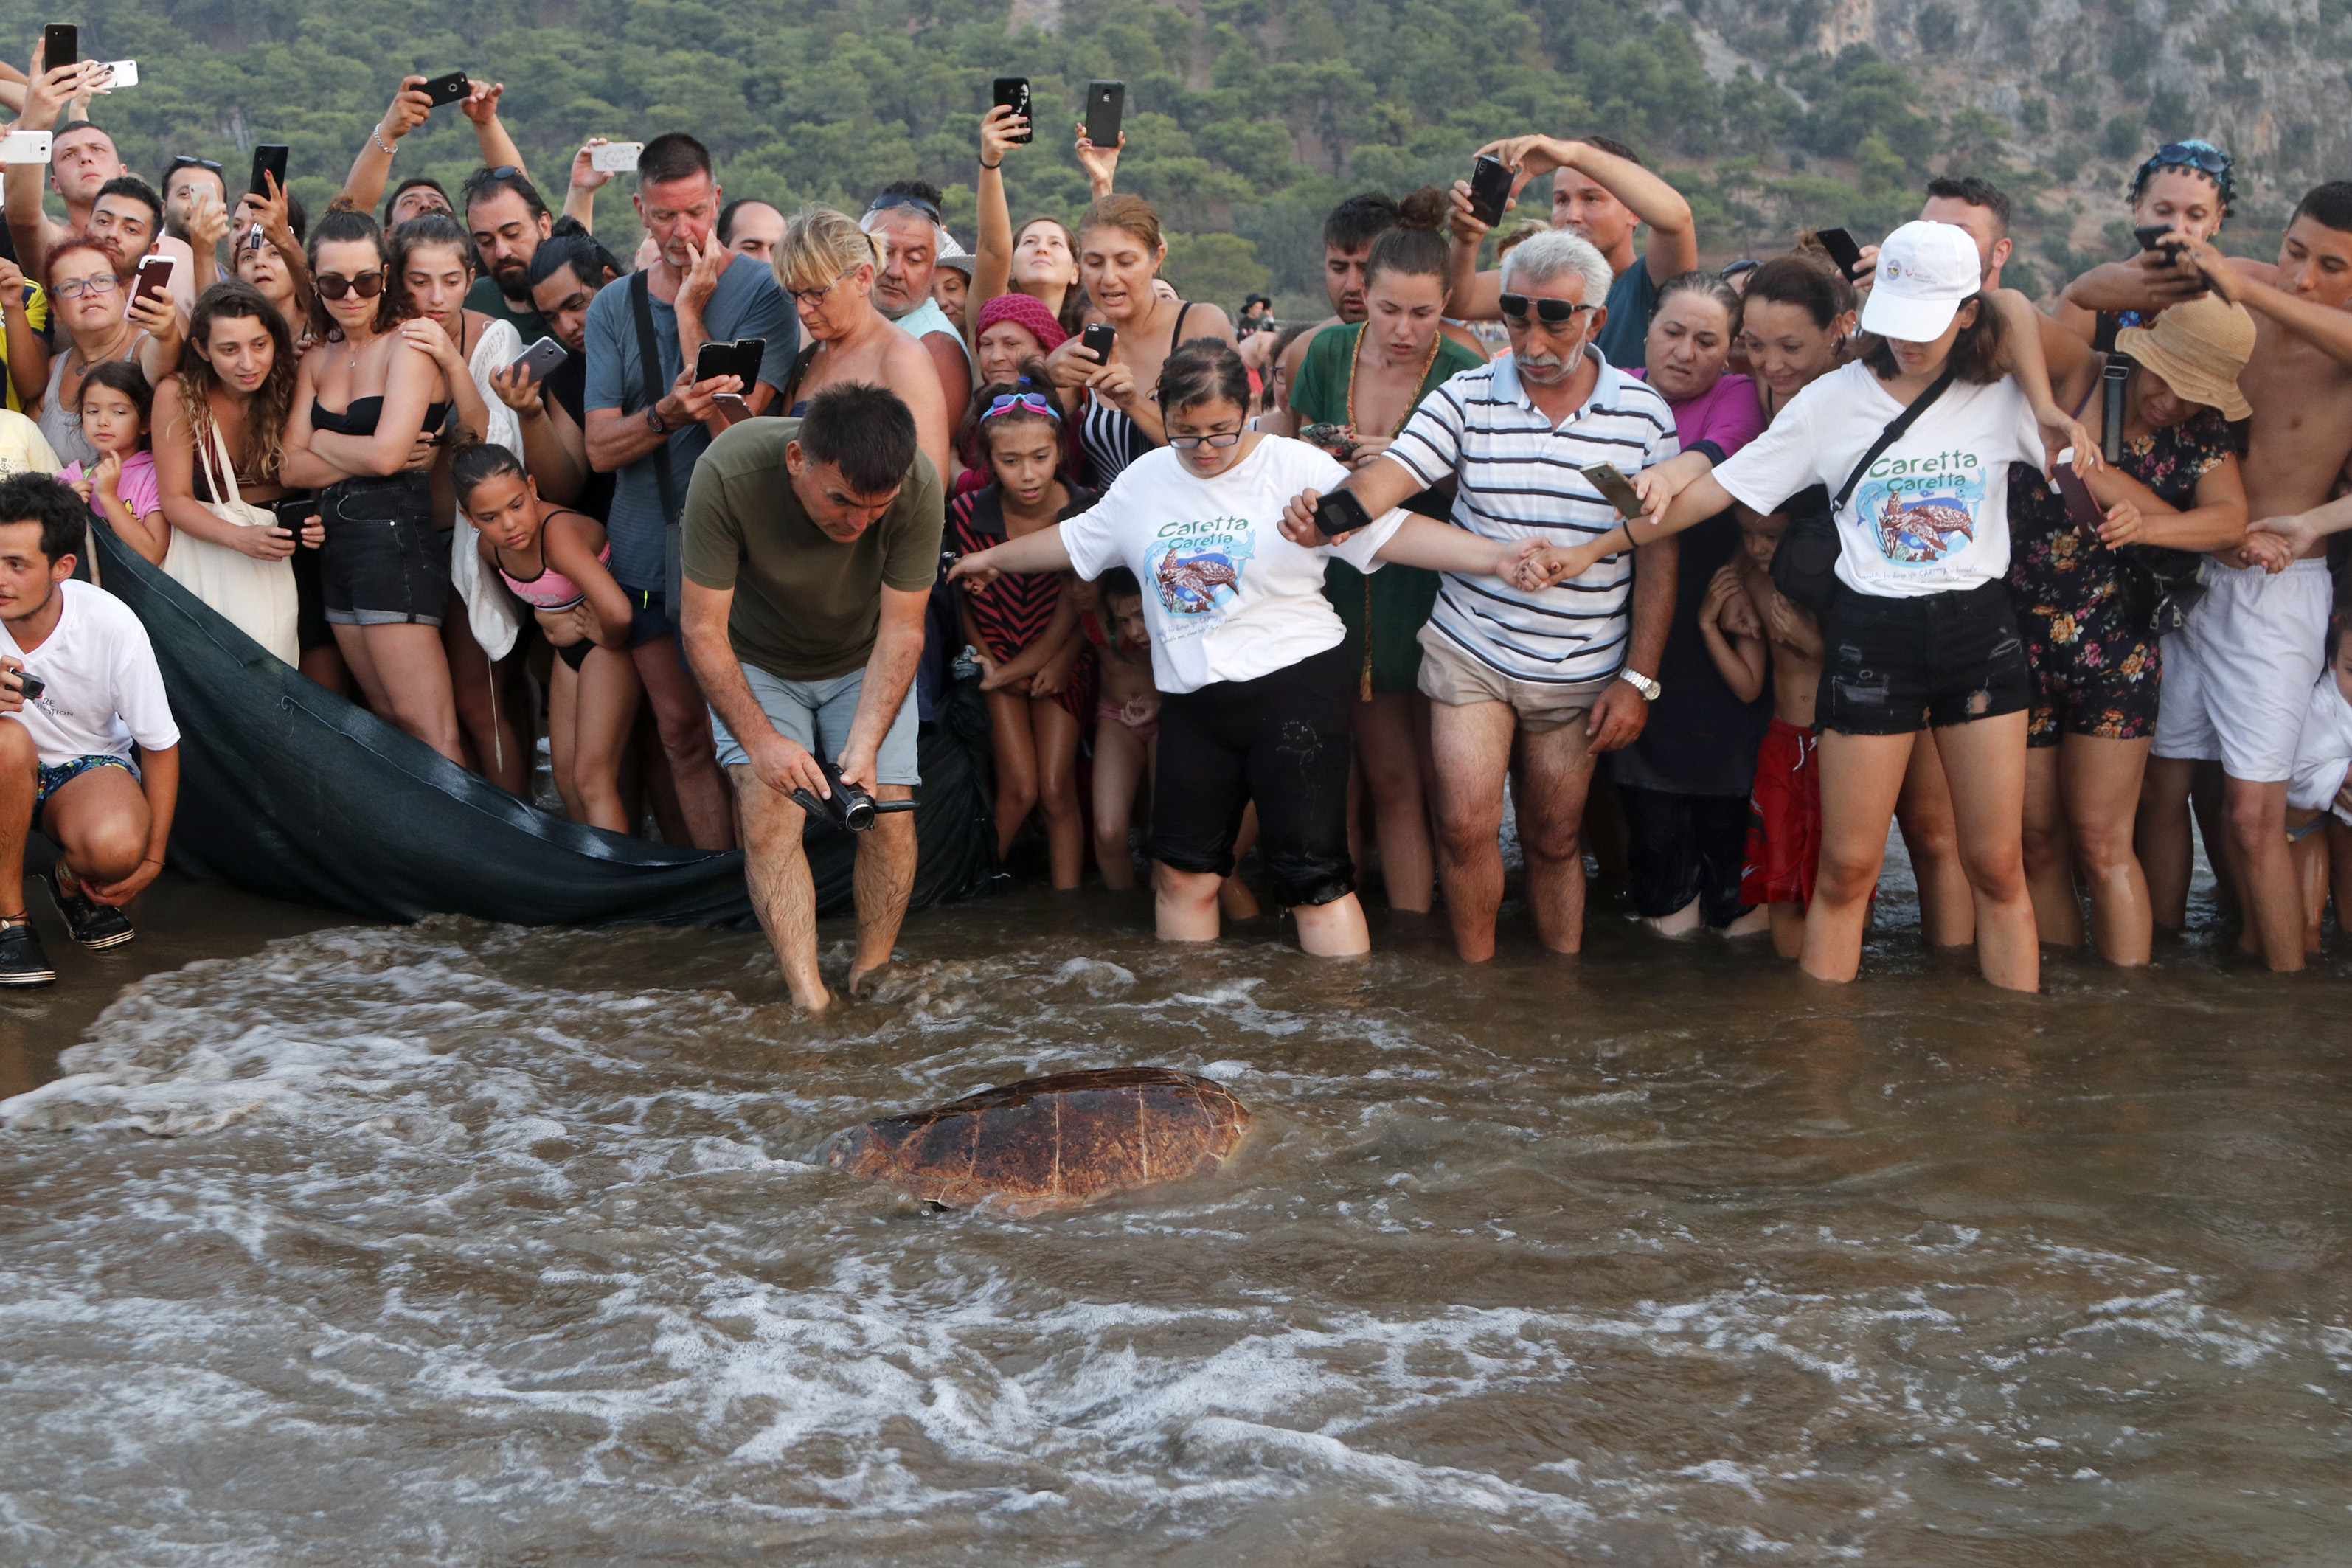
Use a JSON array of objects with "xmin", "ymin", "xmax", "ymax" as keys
[{"xmin": 495, "ymin": 521, "xmax": 610, "ymax": 611}]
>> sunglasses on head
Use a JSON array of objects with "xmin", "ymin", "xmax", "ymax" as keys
[
  {"xmin": 866, "ymin": 191, "xmax": 942, "ymax": 226},
  {"xmin": 980, "ymin": 389, "xmax": 1060, "ymax": 424},
  {"xmin": 314, "ymin": 268, "xmax": 386, "ymax": 301},
  {"xmin": 168, "ymin": 155, "xmax": 224, "ymax": 176},
  {"xmin": 1499, "ymin": 292, "xmax": 1595, "ymax": 325},
  {"xmin": 2151, "ymin": 142, "xmax": 2233, "ymax": 177}
]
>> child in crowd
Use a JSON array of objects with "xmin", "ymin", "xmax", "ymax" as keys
[
  {"xmin": 1698, "ymin": 510, "xmax": 1825, "ymax": 959},
  {"xmin": 60, "ymin": 362, "xmax": 164, "ymax": 563},
  {"xmin": 459, "ymin": 443, "xmax": 636, "ymax": 834},
  {"xmin": 2286, "ymin": 615, "xmax": 2352, "ymax": 948}
]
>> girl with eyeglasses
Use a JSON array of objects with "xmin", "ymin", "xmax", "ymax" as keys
[
  {"xmin": 771, "ymin": 207, "xmax": 951, "ymax": 480},
  {"xmin": 37, "ymin": 239, "xmax": 180, "ymax": 474},
  {"xmin": 950, "ymin": 339, "xmax": 1544, "ymax": 954},
  {"xmin": 946, "ymin": 366, "xmax": 1101, "ymax": 887},
  {"xmin": 281, "ymin": 209, "xmax": 469, "ymax": 766}
]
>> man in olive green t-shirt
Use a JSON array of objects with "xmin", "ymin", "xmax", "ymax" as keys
[{"xmin": 679, "ymin": 384, "xmax": 943, "ymax": 1012}]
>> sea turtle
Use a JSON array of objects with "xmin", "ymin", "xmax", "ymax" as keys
[{"xmin": 826, "ymin": 1067, "xmax": 1252, "ymax": 1215}]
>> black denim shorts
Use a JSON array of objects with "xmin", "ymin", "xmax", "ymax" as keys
[
  {"xmin": 320, "ymin": 473, "xmax": 450, "ymax": 628},
  {"xmin": 1817, "ymin": 579, "xmax": 2030, "ymax": 736},
  {"xmin": 1148, "ymin": 642, "xmax": 1356, "ymax": 908}
]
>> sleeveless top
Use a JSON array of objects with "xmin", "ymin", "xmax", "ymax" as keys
[
  {"xmin": 495, "ymin": 514, "xmax": 610, "ymax": 611},
  {"xmin": 309, "ymin": 395, "xmax": 454, "ymax": 439},
  {"xmin": 946, "ymin": 481, "xmax": 1101, "ymax": 721},
  {"xmin": 1078, "ymin": 301, "xmax": 1194, "ymax": 490}
]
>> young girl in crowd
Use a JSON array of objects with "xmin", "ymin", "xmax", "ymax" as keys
[
  {"xmin": 1698, "ymin": 510, "xmax": 1825, "ymax": 958},
  {"xmin": 459, "ymin": 443, "xmax": 634, "ymax": 832},
  {"xmin": 38, "ymin": 239, "xmax": 180, "ymax": 473},
  {"xmin": 151, "ymin": 282, "xmax": 318, "ymax": 676},
  {"xmin": 946, "ymin": 371, "xmax": 1100, "ymax": 888},
  {"xmin": 1536, "ymin": 221, "xmax": 2089, "ymax": 991},
  {"xmin": 61, "ymin": 363, "xmax": 164, "ymax": 563},
  {"xmin": 1088, "ymin": 566, "xmax": 1160, "ymax": 888},
  {"xmin": 282, "ymin": 209, "xmax": 472, "ymax": 765},
  {"xmin": 1284, "ymin": 187, "xmax": 1485, "ymax": 915},
  {"xmin": 951, "ymin": 339, "xmax": 1541, "ymax": 955}
]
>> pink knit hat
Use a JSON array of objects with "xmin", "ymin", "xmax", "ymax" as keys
[{"xmin": 974, "ymin": 291, "xmax": 1069, "ymax": 353}]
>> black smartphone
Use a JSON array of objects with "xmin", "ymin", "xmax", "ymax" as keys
[
  {"xmin": 1313, "ymin": 488, "xmax": 1373, "ymax": 540},
  {"xmin": 693, "ymin": 337, "xmax": 765, "ymax": 389},
  {"xmin": 41, "ymin": 24, "xmax": 75, "ymax": 69},
  {"xmin": 1817, "ymin": 226, "xmax": 1864, "ymax": 277},
  {"xmin": 1578, "ymin": 461, "xmax": 1645, "ymax": 519},
  {"xmin": 2134, "ymin": 221, "xmax": 2186, "ymax": 260},
  {"xmin": 420, "ymin": 71, "xmax": 471, "ymax": 108},
  {"xmin": 13, "ymin": 669, "xmax": 43, "ymax": 702},
  {"xmin": 1467, "ymin": 155, "xmax": 1513, "ymax": 229},
  {"xmin": 130, "ymin": 254, "xmax": 173, "ymax": 310},
  {"xmin": 1080, "ymin": 322, "xmax": 1115, "ymax": 363},
  {"xmin": 272, "ymin": 496, "xmax": 317, "ymax": 541},
  {"xmin": 993, "ymin": 77, "xmax": 1033, "ymax": 144},
  {"xmin": 1084, "ymin": 80, "xmax": 1125, "ymax": 149},
  {"xmin": 248, "ymin": 143, "xmax": 288, "ymax": 198}
]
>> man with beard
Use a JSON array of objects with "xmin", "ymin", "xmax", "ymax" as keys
[
  {"xmin": 1445, "ymin": 133, "xmax": 1697, "ymax": 371},
  {"xmin": 462, "ymin": 165, "xmax": 555, "ymax": 345},
  {"xmin": 860, "ymin": 182, "xmax": 971, "ymax": 434},
  {"xmin": 1280, "ymin": 229, "xmax": 1679, "ymax": 962}
]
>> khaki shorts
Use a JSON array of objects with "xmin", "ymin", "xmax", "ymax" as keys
[{"xmin": 1415, "ymin": 622, "xmax": 1615, "ymax": 734}]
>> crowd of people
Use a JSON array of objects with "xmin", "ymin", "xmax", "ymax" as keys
[{"xmin": 0, "ymin": 39, "xmax": 2343, "ymax": 1006}]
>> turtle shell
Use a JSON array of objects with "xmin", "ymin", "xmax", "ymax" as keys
[{"xmin": 827, "ymin": 1067, "xmax": 1251, "ymax": 1215}]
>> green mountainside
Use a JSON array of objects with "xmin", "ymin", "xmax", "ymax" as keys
[{"xmin": 3, "ymin": 0, "xmax": 2326, "ymax": 311}]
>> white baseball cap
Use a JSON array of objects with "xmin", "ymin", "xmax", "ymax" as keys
[{"xmin": 1858, "ymin": 220, "xmax": 1982, "ymax": 341}]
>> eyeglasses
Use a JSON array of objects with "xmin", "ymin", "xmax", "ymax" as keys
[
  {"xmin": 315, "ymin": 269, "xmax": 387, "ymax": 301},
  {"xmin": 980, "ymin": 390, "xmax": 1059, "ymax": 423},
  {"xmin": 1166, "ymin": 429, "xmax": 1243, "ymax": 450},
  {"xmin": 52, "ymin": 272, "xmax": 119, "ymax": 299},
  {"xmin": 1499, "ymin": 293, "xmax": 1595, "ymax": 326},
  {"xmin": 787, "ymin": 272, "xmax": 845, "ymax": 308},
  {"xmin": 865, "ymin": 192, "xmax": 943, "ymax": 226}
]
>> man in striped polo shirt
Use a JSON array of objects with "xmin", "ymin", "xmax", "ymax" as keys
[{"xmin": 1283, "ymin": 229, "xmax": 1679, "ymax": 962}]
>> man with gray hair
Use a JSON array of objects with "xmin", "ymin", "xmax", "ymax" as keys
[
  {"xmin": 861, "ymin": 181, "xmax": 972, "ymax": 431},
  {"xmin": 1281, "ymin": 227, "xmax": 1680, "ymax": 962}
]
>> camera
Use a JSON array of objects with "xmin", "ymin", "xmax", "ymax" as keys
[{"xmin": 791, "ymin": 761, "xmax": 915, "ymax": 833}]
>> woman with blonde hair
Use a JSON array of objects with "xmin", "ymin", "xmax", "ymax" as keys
[{"xmin": 771, "ymin": 207, "xmax": 950, "ymax": 479}]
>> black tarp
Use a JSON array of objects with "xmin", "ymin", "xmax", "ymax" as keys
[{"xmin": 89, "ymin": 524, "xmax": 996, "ymax": 926}]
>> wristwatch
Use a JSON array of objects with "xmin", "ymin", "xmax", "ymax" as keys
[
  {"xmin": 642, "ymin": 403, "xmax": 669, "ymax": 435},
  {"xmin": 1619, "ymin": 667, "xmax": 1662, "ymax": 701}
]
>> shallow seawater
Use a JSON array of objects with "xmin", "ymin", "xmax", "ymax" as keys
[{"xmin": 3, "ymin": 847, "xmax": 2350, "ymax": 1565}]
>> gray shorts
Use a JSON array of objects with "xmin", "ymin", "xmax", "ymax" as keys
[{"xmin": 711, "ymin": 662, "xmax": 921, "ymax": 786}]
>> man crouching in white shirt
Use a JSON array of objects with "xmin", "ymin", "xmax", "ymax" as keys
[{"xmin": 0, "ymin": 473, "xmax": 180, "ymax": 986}]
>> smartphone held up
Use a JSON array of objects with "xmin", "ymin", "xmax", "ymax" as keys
[
  {"xmin": 1467, "ymin": 155, "xmax": 1513, "ymax": 229},
  {"xmin": 993, "ymin": 77, "xmax": 1033, "ymax": 143}
]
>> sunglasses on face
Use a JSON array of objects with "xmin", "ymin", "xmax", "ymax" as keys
[
  {"xmin": 315, "ymin": 269, "xmax": 386, "ymax": 301},
  {"xmin": 1499, "ymin": 293, "xmax": 1595, "ymax": 326}
]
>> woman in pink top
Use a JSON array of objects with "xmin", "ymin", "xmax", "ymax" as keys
[{"xmin": 1615, "ymin": 271, "xmax": 1772, "ymax": 937}]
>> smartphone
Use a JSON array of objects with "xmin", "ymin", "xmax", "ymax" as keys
[
  {"xmin": 1084, "ymin": 80, "xmax": 1125, "ymax": 149},
  {"xmin": 2134, "ymin": 221, "xmax": 2185, "ymax": 260},
  {"xmin": 13, "ymin": 669, "xmax": 44, "ymax": 703},
  {"xmin": 693, "ymin": 337, "xmax": 764, "ymax": 389},
  {"xmin": 2052, "ymin": 451, "xmax": 2104, "ymax": 533},
  {"xmin": 993, "ymin": 77, "xmax": 1033, "ymax": 144},
  {"xmin": 97, "ymin": 59, "xmax": 135, "ymax": 88},
  {"xmin": 0, "ymin": 131, "xmax": 52, "ymax": 166},
  {"xmin": 1578, "ymin": 462, "xmax": 1645, "ymax": 519},
  {"xmin": 248, "ymin": 143, "xmax": 288, "ymax": 198},
  {"xmin": 1816, "ymin": 226, "xmax": 1865, "ymax": 277},
  {"xmin": 131, "ymin": 254, "xmax": 173, "ymax": 310},
  {"xmin": 272, "ymin": 496, "xmax": 317, "ymax": 541},
  {"xmin": 420, "ymin": 71, "xmax": 471, "ymax": 108},
  {"xmin": 588, "ymin": 141, "xmax": 642, "ymax": 174},
  {"xmin": 1467, "ymin": 155, "xmax": 1513, "ymax": 229},
  {"xmin": 510, "ymin": 336, "xmax": 568, "ymax": 383},
  {"xmin": 1080, "ymin": 322, "xmax": 1115, "ymax": 363},
  {"xmin": 41, "ymin": 24, "xmax": 75, "ymax": 69},
  {"xmin": 1313, "ymin": 488, "xmax": 1373, "ymax": 541}
]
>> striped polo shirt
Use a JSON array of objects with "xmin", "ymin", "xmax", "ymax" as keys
[{"xmin": 1387, "ymin": 347, "xmax": 1678, "ymax": 687}]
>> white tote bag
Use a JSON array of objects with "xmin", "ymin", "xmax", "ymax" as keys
[
  {"xmin": 450, "ymin": 317, "xmax": 524, "ymax": 662},
  {"xmin": 161, "ymin": 417, "xmax": 299, "ymax": 666}
]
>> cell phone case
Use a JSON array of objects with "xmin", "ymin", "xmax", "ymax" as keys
[
  {"xmin": 1468, "ymin": 158, "xmax": 1513, "ymax": 227},
  {"xmin": 1082, "ymin": 325, "xmax": 1115, "ymax": 361},
  {"xmin": 249, "ymin": 145, "xmax": 289, "ymax": 197},
  {"xmin": 994, "ymin": 79, "xmax": 1033, "ymax": 143},
  {"xmin": 1085, "ymin": 80, "xmax": 1125, "ymax": 148},
  {"xmin": 422, "ymin": 72, "xmax": 471, "ymax": 106},
  {"xmin": 1314, "ymin": 490, "xmax": 1373, "ymax": 539}
]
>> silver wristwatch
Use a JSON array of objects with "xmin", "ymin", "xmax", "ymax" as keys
[{"xmin": 1619, "ymin": 667, "xmax": 1662, "ymax": 701}]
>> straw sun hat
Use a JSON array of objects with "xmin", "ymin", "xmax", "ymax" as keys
[{"xmin": 2114, "ymin": 294, "xmax": 2255, "ymax": 420}]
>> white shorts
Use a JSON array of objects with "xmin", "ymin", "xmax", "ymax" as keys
[{"xmin": 2151, "ymin": 556, "xmax": 2334, "ymax": 783}]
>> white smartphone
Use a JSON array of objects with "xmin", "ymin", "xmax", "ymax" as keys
[
  {"xmin": 0, "ymin": 131, "xmax": 53, "ymax": 165},
  {"xmin": 589, "ymin": 142, "xmax": 642, "ymax": 174},
  {"xmin": 98, "ymin": 60, "xmax": 136, "ymax": 88}
]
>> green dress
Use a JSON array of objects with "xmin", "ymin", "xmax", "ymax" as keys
[{"xmin": 1290, "ymin": 323, "xmax": 1485, "ymax": 695}]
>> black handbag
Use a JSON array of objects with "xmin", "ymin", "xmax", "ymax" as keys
[
  {"xmin": 1771, "ymin": 368, "xmax": 1956, "ymax": 614},
  {"xmin": 2114, "ymin": 544, "xmax": 2206, "ymax": 636}
]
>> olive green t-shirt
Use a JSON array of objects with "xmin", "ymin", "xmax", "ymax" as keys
[{"xmin": 681, "ymin": 419, "xmax": 945, "ymax": 682}]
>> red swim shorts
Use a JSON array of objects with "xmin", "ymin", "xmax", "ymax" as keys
[{"xmin": 1741, "ymin": 716, "xmax": 1821, "ymax": 909}]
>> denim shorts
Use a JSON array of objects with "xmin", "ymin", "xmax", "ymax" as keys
[
  {"xmin": 320, "ymin": 473, "xmax": 449, "ymax": 627},
  {"xmin": 1817, "ymin": 580, "xmax": 2030, "ymax": 736},
  {"xmin": 710, "ymin": 661, "xmax": 920, "ymax": 786}
]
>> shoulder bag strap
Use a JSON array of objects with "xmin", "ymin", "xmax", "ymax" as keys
[
  {"xmin": 1833, "ymin": 367, "xmax": 1957, "ymax": 513},
  {"xmin": 629, "ymin": 271, "xmax": 683, "ymax": 528}
]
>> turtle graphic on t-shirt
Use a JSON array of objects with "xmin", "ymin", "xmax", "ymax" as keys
[
  {"xmin": 1875, "ymin": 492, "xmax": 1977, "ymax": 563},
  {"xmin": 1155, "ymin": 544, "xmax": 1242, "ymax": 614}
]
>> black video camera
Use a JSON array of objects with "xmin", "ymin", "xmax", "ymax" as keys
[{"xmin": 792, "ymin": 761, "xmax": 915, "ymax": 833}]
